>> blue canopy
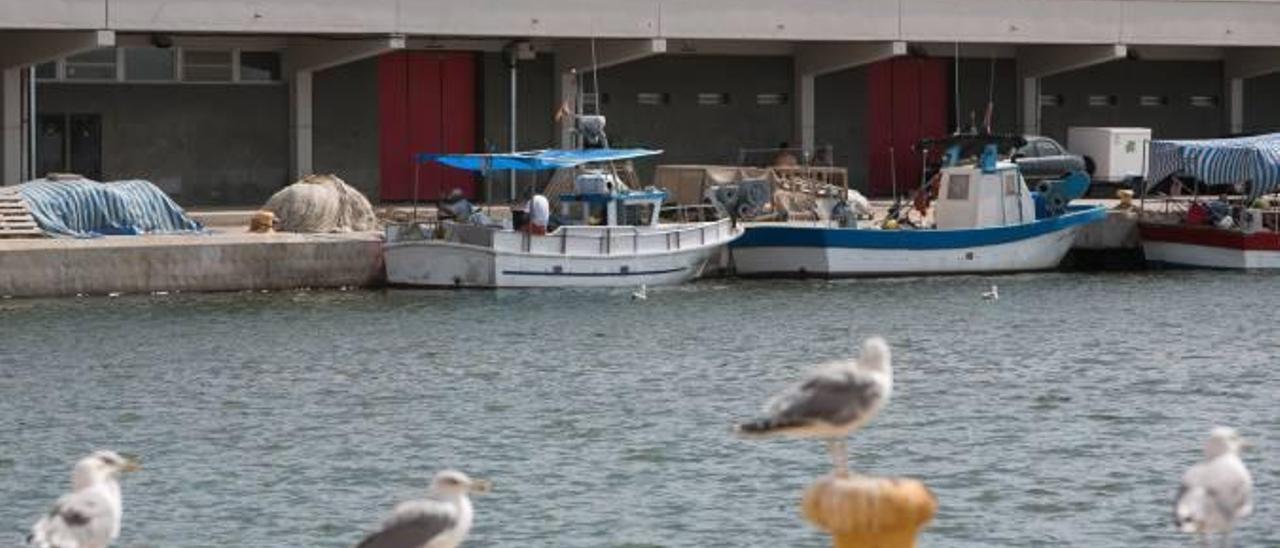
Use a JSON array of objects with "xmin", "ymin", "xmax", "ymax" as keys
[
  {"xmin": 1148, "ymin": 133, "xmax": 1280, "ymax": 197},
  {"xmin": 416, "ymin": 148, "xmax": 662, "ymax": 172}
]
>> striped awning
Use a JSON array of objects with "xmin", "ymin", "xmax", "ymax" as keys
[{"xmin": 1147, "ymin": 133, "xmax": 1280, "ymax": 197}]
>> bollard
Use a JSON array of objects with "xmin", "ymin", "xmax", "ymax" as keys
[{"xmin": 802, "ymin": 473, "xmax": 936, "ymax": 548}]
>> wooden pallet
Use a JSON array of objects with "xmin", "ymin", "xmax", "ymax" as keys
[{"xmin": 0, "ymin": 189, "xmax": 42, "ymax": 238}]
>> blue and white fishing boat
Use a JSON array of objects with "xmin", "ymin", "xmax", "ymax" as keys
[
  {"xmin": 730, "ymin": 141, "xmax": 1107, "ymax": 277},
  {"xmin": 384, "ymin": 148, "xmax": 741, "ymax": 288}
]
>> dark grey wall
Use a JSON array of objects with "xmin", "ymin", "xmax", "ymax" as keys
[
  {"xmin": 1244, "ymin": 72, "xmax": 1280, "ymax": 135},
  {"xmin": 594, "ymin": 55, "xmax": 795, "ymax": 181},
  {"xmin": 814, "ymin": 66, "xmax": 868, "ymax": 191},
  {"xmin": 480, "ymin": 52, "xmax": 557, "ymax": 202},
  {"xmin": 1039, "ymin": 60, "xmax": 1226, "ymax": 143},
  {"xmin": 314, "ymin": 58, "xmax": 380, "ymax": 200},
  {"xmin": 953, "ymin": 58, "xmax": 1018, "ymax": 134},
  {"xmin": 39, "ymin": 83, "xmax": 288, "ymax": 205}
]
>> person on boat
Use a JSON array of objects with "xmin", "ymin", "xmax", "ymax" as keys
[
  {"xmin": 439, "ymin": 188, "xmax": 475, "ymax": 222},
  {"xmin": 526, "ymin": 193, "xmax": 550, "ymax": 235},
  {"xmin": 772, "ymin": 142, "xmax": 799, "ymax": 168}
]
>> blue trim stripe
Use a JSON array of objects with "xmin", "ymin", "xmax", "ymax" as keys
[
  {"xmin": 733, "ymin": 206, "xmax": 1106, "ymax": 250},
  {"xmin": 503, "ymin": 266, "xmax": 686, "ymax": 277}
]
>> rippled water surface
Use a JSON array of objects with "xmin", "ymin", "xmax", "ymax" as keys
[{"xmin": 1, "ymin": 272, "xmax": 1278, "ymax": 547}]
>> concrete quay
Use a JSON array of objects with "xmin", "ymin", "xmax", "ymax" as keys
[{"xmin": 0, "ymin": 230, "xmax": 384, "ymax": 298}]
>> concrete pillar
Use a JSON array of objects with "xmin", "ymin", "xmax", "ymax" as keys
[
  {"xmin": 0, "ymin": 30, "xmax": 115, "ymax": 185},
  {"xmin": 792, "ymin": 41, "xmax": 905, "ymax": 153},
  {"xmin": 555, "ymin": 38, "xmax": 666, "ymax": 148},
  {"xmin": 1016, "ymin": 44, "xmax": 1126, "ymax": 137},
  {"xmin": 1224, "ymin": 47, "xmax": 1280, "ymax": 135},
  {"xmin": 286, "ymin": 35, "xmax": 404, "ymax": 180}
]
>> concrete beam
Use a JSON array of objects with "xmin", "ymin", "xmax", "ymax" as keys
[
  {"xmin": 288, "ymin": 35, "xmax": 404, "ymax": 180},
  {"xmin": 795, "ymin": 41, "xmax": 905, "ymax": 153},
  {"xmin": 1225, "ymin": 47, "xmax": 1280, "ymax": 79},
  {"xmin": 1, "ymin": 30, "xmax": 114, "ymax": 185},
  {"xmin": 288, "ymin": 35, "xmax": 405, "ymax": 73},
  {"xmin": 557, "ymin": 38, "xmax": 666, "ymax": 73},
  {"xmin": 0, "ymin": 29, "xmax": 115, "ymax": 68},
  {"xmin": 794, "ymin": 40, "xmax": 905, "ymax": 77},
  {"xmin": 1017, "ymin": 44, "xmax": 1126, "ymax": 135},
  {"xmin": 1017, "ymin": 44, "xmax": 1126, "ymax": 79}
]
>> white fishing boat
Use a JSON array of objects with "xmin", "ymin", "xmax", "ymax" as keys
[
  {"xmin": 1138, "ymin": 133, "xmax": 1280, "ymax": 269},
  {"xmin": 384, "ymin": 148, "xmax": 741, "ymax": 288},
  {"xmin": 730, "ymin": 137, "xmax": 1107, "ymax": 277}
]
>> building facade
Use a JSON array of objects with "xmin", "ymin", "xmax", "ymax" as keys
[{"xmin": 3, "ymin": 0, "xmax": 1280, "ymax": 203}]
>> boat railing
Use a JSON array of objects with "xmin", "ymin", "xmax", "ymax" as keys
[{"xmin": 499, "ymin": 218, "xmax": 731, "ymax": 256}]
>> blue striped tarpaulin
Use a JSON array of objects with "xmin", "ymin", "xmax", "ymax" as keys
[
  {"xmin": 16, "ymin": 178, "xmax": 203, "ymax": 237},
  {"xmin": 1147, "ymin": 133, "xmax": 1280, "ymax": 197}
]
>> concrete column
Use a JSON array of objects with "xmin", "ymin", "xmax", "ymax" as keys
[
  {"xmin": 1224, "ymin": 47, "xmax": 1280, "ymax": 136},
  {"xmin": 555, "ymin": 38, "xmax": 666, "ymax": 148},
  {"xmin": 792, "ymin": 41, "xmax": 905, "ymax": 153},
  {"xmin": 2, "ymin": 69, "xmax": 20, "ymax": 185},
  {"xmin": 0, "ymin": 30, "xmax": 115, "ymax": 185},
  {"xmin": 1020, "ymin": 76, "xmax": 1040, "ymax": 136},
  {"xmin": 1016, "ymin": 44, "xmax": 1126, "ymax": 137},
  {"xmin": 286, "ymin": 35, "xmax": 404, "ymax": 180}
]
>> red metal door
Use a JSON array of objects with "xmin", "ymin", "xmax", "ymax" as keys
[
  {"xmin": 378, "ymin": 52, "xmax": 477, "ymax": 202},
  {"xmin": 867, "ymin": 57, "xmax": 947, "ymax": 197}
]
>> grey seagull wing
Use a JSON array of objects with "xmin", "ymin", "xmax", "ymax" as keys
[
  {"xmin": 355, "ymin": 507, "xmax": 457, "ymax": 548},
  {"xmin": 29, "ymin": 491, "xmax": 115, "ymax": 548},
  {"xmin": 773, "ymin": 369, "xmax": 882, "ymax": 425}
]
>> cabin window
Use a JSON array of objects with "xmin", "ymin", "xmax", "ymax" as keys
[
  {"xmin": 1003, "ymin": 173, "xmax": 1019, "ymax": 196},
  {"xmin": 621, "ymin": 203, "xmax": 654, "ymax": 226},
  {"xmin": 946, "ymin": 175, "xmax": 970, "ymax": 200}
]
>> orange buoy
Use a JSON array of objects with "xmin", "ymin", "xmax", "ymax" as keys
[{"xmin": 802, "ymin": 473, "xmax": 937, "ymax": 548}]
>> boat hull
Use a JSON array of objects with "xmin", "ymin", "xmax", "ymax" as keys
[
  {"xmin": 731, "ymin": 206, "xmax": 1106, "ymax": 277},
  {"xmin": 385, "ymin": 242, "xmax": 725, "ymax": 288},
  {"xmin": 1139, "ymin": 223, "xmax": 1280, "ymax": 269}
]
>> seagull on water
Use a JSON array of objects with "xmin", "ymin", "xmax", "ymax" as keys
[
  {"xmin": 28, "ymin": 450, "xmax": 140, "ymax": 548},
  {"xmin": 355, "ymin": 470, "xmax": 490, "ymax": 548},
  {"xmin": 631, "ymin": 284, "xmax": 647, "ymax": 301},
  {"xmin": 1174, "ymin": 427, "xmax": 1253, "ymax": 544},
  {"xmin": 982, "ymin": 285, "xmax": 999, "ymax": 300},
  {"xmin": 736, "ymin": 336, "xmax": 892, "ymax": 476}
]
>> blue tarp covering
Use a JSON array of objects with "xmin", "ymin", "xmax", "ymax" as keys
[
  {"xmin": 416, "ymin": 148, "xmax": 662, "ymax": 172},
  {"xmin": 16, "ymin": 179, "xmax": 203, "ymax": 237},
  {"xmin": 1148, "ymin": 133, "xmax": 1280, "ymax": 197}
]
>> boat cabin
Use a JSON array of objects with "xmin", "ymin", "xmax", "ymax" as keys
[
  {"xmin": 934, "ymin": 161, "xmax": 1035, "ymax": 230},
  {"xmin": 558, "ymin": 169, "xmax": 666, "ymax": 227}
]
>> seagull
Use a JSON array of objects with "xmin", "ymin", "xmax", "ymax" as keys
[
  {"xmin": 982, "ymin": 285, "xmax": 999, "ymax": 300},
  {"xmin": 1174, "ymin": 427, "xmax": 1253, "ymax": 544},
  {"xmin": 631, "ymin": 284, "xmax": 647, "ymax": 301},
  {"xmin": 736, "ymin": 336, "xmax": 892, "ymax": 477},
  {"xmin": 355, "ymin": 470, "xmax": 490, "ymax": 548},
  {"xmin": 28, "ymin": 450, "xmax": 140, "ymax": 548}
]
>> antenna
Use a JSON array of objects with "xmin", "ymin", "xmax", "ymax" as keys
[
  {"xmin": 590, "ymin": 37, "xmax": 601, "ymax": 115},
  {"xmin": 954, "ymin": 42, "xmax": 960, "ymax": 134},
  {"xmin": 984, "ymin": 52, "xmax": 996, "ymax": 134}
]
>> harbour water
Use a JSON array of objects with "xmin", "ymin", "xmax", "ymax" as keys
[{"xmin": 1, "ymin": 272, "xmax": 1276, "ymax": 547}]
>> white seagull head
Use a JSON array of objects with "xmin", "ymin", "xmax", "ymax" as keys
[
  {"xmin": 858, "ymin": 336, "xmax": 891, "ymax": 373},
  {"xmin": 72, "ymin": 450, "xmax": 140, "ymax": 488},
  {"xmin": 428, "ymin": 470, "xmax": 491, "ymax": 498},
  {"xmin": 1205, "ymin": 427, "xmax": 1249, "ymax": 459}
]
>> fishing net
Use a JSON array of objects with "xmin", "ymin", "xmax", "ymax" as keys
[{"xmin": 262, "ymin": 174, "xmax": 377, "ymax": 233}]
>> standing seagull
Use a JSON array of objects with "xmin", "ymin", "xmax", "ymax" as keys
[
  {"xmin": 736, "ymin": 336, "xmax": 892, "ymax": 476},
  {"xmin": 1174, "ymin": 427, "xmax": 1253, "ymax": 544},
  {"xmin": 28, "ymin": 450, "xmax": 140, "ymax": 548},
  {"xmin": 355, "ymin": 470, "xmax": 490, "ymax": 548}
]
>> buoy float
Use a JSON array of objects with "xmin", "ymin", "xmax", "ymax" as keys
[{"xmin": 802, "ymin": 473, "xmax": 936, "ymax": 548}]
